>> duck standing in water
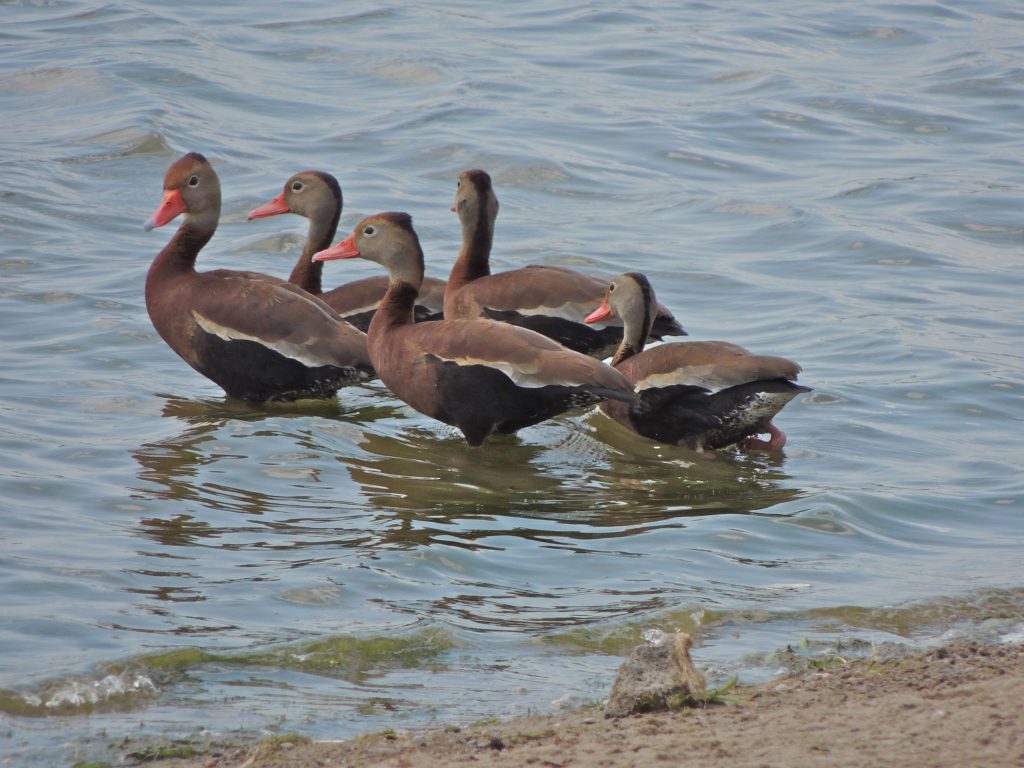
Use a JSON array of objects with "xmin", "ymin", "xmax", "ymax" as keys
[
  {"xmin": 314, "ymin": 212, "xmax": 635, "ymax": 446},
  {"xmin": 585, "ymin": 272, "xmax": 809, "ymax": 452},
  {"xmin": 143, "ymin": 153, "xmax": 373, "ymax": 402}
]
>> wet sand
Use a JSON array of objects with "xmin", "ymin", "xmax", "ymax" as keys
[{"xmin": 146, "ymin": 640, "xmax": 1024, "ymax": 768}]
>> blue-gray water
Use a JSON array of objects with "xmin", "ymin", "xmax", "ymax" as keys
[{"xmin": 2, "ymin": 1, "xmax": 1023, "ymax": 765}]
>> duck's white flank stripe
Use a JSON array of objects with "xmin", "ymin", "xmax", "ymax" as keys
[{"xmin": 192, "ymin": 310, "xmax": 336, "ymax": 369}]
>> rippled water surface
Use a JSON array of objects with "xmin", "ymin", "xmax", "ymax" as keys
[{"xmin": 2, "ymin": 2, "xmax": 1023, "ymax": 764}]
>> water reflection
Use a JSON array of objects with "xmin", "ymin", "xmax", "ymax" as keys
[
  {"xmin": 131, "ymin": 392, "xmax": 395, "ymax": 513},
  {"xmin": 126, "ymin": 394, "xmax": 394, "ymax": 622},
  {"xmin": 343, "ymin": 411, "xmax": 805, "ymax": 552},
  {"xmin": 131, "ymin": 395, "xmax": 804, "ymax": 554},
  {"xmin": 124, "ymin": 394, "xmax": 806, "ymax": 636},
  {"xmin": 133, "ymin": 395, "xmax": 333, "ymax": 503},
  {"xmin": 114, "ymin": 390, "xmax": 812, "ymax": 725}
]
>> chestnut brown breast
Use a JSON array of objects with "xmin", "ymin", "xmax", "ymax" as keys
[
  {"xmin": 146, "ymin": 154, "xmax": 373, "ymax": 403},
  {"xmin": 315, "ymin": 212, "xmax": 637, "ymax": 446}
]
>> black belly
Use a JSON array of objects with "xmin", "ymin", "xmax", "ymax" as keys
[
  {"xmin": 613, "ymin": 379, "xmax": 807, "ymax": 450},
  {"xmin": 481, "ymin": 309, "xmax": 623, "ymax": 359},
  {"xmin": 192, "ymin": 331, "xmax": 369, "ymax": 402},
  {"xmin": 427, "ymin": 357, "xmax": 621, "ymax": 446}
]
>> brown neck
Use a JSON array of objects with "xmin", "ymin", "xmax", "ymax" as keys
[
  {"xmin": 447, "ymin": 200, "xmax": 495, "ymax": 294},
  {"xmin": 611, "ymin": 338, "xmax": 645, "ymax": 367},
  {"xmin": 369, "ymin": 281, "xmax": 419, "ymax": 336},
  {"xmin": 287, "ymin": 206, "xmax": 339, "ymax": 295},
  {"xmin": 146, "ymin": 216, "xmax": 215, "ymax": 292}
]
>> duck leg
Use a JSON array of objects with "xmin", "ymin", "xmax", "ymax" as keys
[{"xmin": 741, "ymin": 422, "xmax": 787, "ymax": 451}]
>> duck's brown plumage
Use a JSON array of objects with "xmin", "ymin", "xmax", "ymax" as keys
[
  {"xmin": 444, "ymin": 168, "xmax": 685, "ymax": 359},
  {"xmin": 144, "ymin": 153, "xmax": 373, "ymax": 402},
  {"xmin": 586, "ymin": 272, "xmax": 809, "ymax": 451},
  {"xmin": 248, "ymin": 170, "xmax": 445, "ymax": 331},
  {"xmin": 314, "ymin": 212, "xmax": 635, "ymax": 446}
]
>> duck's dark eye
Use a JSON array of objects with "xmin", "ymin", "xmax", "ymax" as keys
[
  {"xmin": 291, "ymin": 181, "xmax": 304, "ymax": 192},
  {"xmin": 608, "ymin": 283, "xmax": 616, "ymax": 292},
  {"xmin": 187, "ymin": 175, "xmax": 199, "ymax": 187},
  {"xmin": 362, "ymin": 225, "xmax": 376, "ymax": 236}
]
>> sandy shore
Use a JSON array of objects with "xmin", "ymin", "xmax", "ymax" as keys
[{"xmin": 146, "ymin": 640, "xmax": 1023, "ymax": 768}]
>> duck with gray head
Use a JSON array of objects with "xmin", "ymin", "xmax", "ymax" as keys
[
  {"xmin": 314, "ymin": 212, "xmax": 636, "ymax": 446},
  {"xmin": 585, "ymin": 272, "xmax": 809, "ymax": 452},
  {"xmin": 143, "ymin": 153, "xmax": 373, "ymax": 402},
  {"xmin": 248, "ymin": 170, "xmax": 446, "ymax": 331},
  {"xmin": 444, "ymin": 168, "xmax": 686, "ymax": 359}
]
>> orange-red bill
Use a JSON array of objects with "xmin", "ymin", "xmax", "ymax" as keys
[
  {"xmin": 247, "ymin": 193, "xmax": 290, "ymax": 220},
  {"xmin": 143, "ymin": 189, "xmax": 186, "ymax": 231},
  {"xmin": 584, "ymin": 301, "xmax": 612, "ymax": 324},
  {"xmin": 312, "ymin": 233, "xmax": 360, "ymax": 262}
]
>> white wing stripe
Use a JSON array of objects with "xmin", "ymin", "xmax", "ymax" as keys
[
  {"xmin": 192, "ymin": 310, "xmax": 338, "ymax": 369},
  {"xmin": 430, "ymin": 352, "xmax": 580, "ymax": 389}
]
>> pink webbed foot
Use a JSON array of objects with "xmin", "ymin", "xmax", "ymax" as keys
[{"xmin": 741, "ymin": 422, "xmax": 787, "ymax": 451}]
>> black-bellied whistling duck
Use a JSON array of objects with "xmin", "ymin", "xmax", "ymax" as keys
[
  {"xmin": 247, "ymin": 170, "xmax": 446, "ymax": 332},
  {"xmin": 313, "ymin": 212, "xmax": 635, "ymax": 447},
  {"xmin": 444, "ymin": 169, "xmax": 685, "ymax": 359},
  {"xmin": 585, "ymin": 272, "xmax": 809, "ymax": 452},
  {"xmin": 143, "ymin": 153, "xmax": 373, "ymax": 402}
]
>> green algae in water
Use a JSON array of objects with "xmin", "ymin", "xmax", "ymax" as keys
[
  {"xmin": 542, "ymin": 588, "xmax": 1024, "ymax": 666},
  {"xmin": 543, "ymin": 611, "xmax": 708, "ymax": 655},
  {"xmin": 256, "ymin": 733, "xmax": 312, "ymax": 751},
  {"xmin": 135, "ymin": 647, "xmax": 216, "ymax": 671},
  {"xmin": 0, "ymin": 667, "xmax": 159, "ymax": 717},
  {"xmin": 125, "ymin": 742, "xmax": 200, "ymax": 761},
  {"xmin": 221, "ymin": 626, "xmax": 455, "ymax": 682},
  {"xmin": 356, "ymin": 697, "xmax": 403, "ymax": 715},
  {"xmin": 0, "ymin": 627, "xmax": 455, "ymax": 718},
  {"xmin": 135, "ymin": 626, "xmax": 455, "ymax": 683},
  {"xmin": 753, "ymin": 636, "xmax": 876, "ymax": 676},
  {"xmin": 802, "ymin": 588, "xmax": 1024, "ymax": 637}
]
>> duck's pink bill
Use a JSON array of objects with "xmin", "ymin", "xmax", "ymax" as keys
[
  {"xmin": 247, "ymin": 193, "xmax": 290, "ymax": 220},
  {"xmin": 312, "ymin": 233, "xmax": 360, "ymax": 262},
  {"xmin": 143, "ymin": 189, "xmax": 186, "ymax": 231},
  {"xmin": 584, "ymin": 301, "xmax": 612, "ymax": 324}
]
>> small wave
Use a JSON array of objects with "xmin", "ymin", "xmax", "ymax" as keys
[
  {"xmin": 0, "ymin": 66, "xmax": 96, "ymax": 95},
  {"xmin": 250, "ymin": 8, "xmax": 394, "ymax": 31},
  {"xmin": 999, "ymin": 622, "xmax": 1024, "ymax": 645},
  {"xmin": 0, "ymin": 628, "xmax": 455, "ymax": 718},
  {"xmin": 69, "ymin": 127, "xmax": 171, "ymax": 161},
  {"xmin": 0, "ymin": 669, "xmax": 158, "ymax": 717}
]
